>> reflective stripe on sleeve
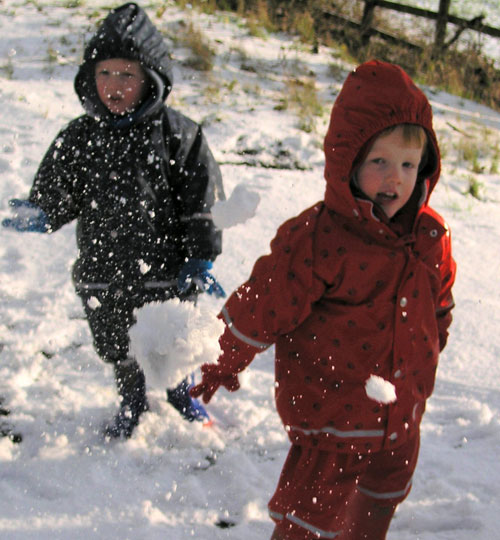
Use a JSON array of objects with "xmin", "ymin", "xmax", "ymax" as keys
[
  {"xmin": 144, "ymin": 280, "xmax": 177, "ymax": 289},
  {"xmin": 75, "ymin": 282, "xmax": 109, "ymax": 291},
  {"xmin": 221, "ymin": 306, "xmax": 270, "ymax": 350},
  {"xmin": 75, "ymin": 280, "xmax": 177, "ymax": 291},
  {"xmin": 180, "ymin": 213, "xmax": 212, "ymax": 221}
]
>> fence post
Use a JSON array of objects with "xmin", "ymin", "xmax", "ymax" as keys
[
  {"xmin": 360, "ymin": 0, "xmax": 377, "ymax": 45},
  {"xmin": 434, "ymin": 0, "xmax": 451, "ymax": 53}
]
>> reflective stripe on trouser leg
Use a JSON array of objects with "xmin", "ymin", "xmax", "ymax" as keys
[
  {"xmin": 357, "ymin": 478, "xmax": 413, "ymax": 501},
  {"xmin": 269, "ymin": 510, "xmax": 342, "ymax": 539}
]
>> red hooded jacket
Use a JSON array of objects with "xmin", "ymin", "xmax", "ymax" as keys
[{"xmin": 207, "ymin": 61, "xmax": 456, "ymax": 454}]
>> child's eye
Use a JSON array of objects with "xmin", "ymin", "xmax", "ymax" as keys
[
  {"xmin": 403, "ymin": 161, "xmax": 416, "ymax": 169},
  {"xmin": 372, "ymin": 158, "xmax": 385, "ymax": 165}
]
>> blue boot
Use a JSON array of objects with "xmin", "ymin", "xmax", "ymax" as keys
[{"xmin": 166, "ymin": 374, "xmax": 211, "ymax": 424}]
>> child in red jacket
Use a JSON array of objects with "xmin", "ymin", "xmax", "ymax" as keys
[{"xmin": 191, "ymin": 60, "xmax": 456, "ymax": 539}]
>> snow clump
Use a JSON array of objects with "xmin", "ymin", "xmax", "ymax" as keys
[
  {"xmin": 211, "ymin": 183, "xmax": 260, "ymax": 229},
  {"xmin": 129, "ymin": 295, "xmax": 225, "ymax": 388}
]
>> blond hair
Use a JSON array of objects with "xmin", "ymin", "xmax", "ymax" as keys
[
  {"xmin": 380, "ymin": 123, "xmax": 427, "ymax": 147},
  {"xmin": 378, "ymin": 124, "xmax": 428, "ymax": 171},
  {"xmin": 351, "ymin": 123, "xmax": 432, "ymax": 180}
]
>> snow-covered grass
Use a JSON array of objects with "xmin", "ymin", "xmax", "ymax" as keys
[{"xmin": 1, "ymin": 1, "xmax": 500, "ymax": 538}]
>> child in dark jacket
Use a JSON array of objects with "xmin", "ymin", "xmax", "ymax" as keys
[
  {"xmin": 190, "ymin": 60, "xmax": 456, "ymax": 539},
  {"xmin": 2, "ymin": 3, "xmax": 225, "ymax": 439}
]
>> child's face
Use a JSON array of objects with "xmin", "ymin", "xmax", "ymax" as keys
[
  {"xmin": 356, "ymin": 126, "xmax": 424, "ymax": 218},
  {"xmin": 95, "ymin": 58, "xmax": 148, "ymax": 115}
]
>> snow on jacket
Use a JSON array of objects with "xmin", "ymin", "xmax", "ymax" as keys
[
  {"xmin": 213, "ymin": 60, "xmax": 456, "ymax": 454},
  {"xmin": 28, "ymin": 3, "xmax": 224, "ymax": 291}
]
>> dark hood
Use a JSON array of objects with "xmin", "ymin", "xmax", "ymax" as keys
[
  {"xmin": 323, "ymin": 60, "xmax": 440, "ymax": 222},
  {"xmin": 74, "ymin": 2, "xmax": 173, "ymax": 127}
]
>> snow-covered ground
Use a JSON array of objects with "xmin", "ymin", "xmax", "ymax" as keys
[{"xmin": 1, "ymin": 1, "xmax": 500, "ymax": 538}]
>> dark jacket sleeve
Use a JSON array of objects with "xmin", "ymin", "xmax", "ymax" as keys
[
  {"xmin": 164, "ymin": 108, "xmax": 224, "ymax": 261},
  {"xmin": 28, "ymin": 120, "xmax": 84, "ymax": 232}
]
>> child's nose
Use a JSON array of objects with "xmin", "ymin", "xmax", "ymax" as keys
[
  {"xmin": 385, "ymin": 163, "xmax": 403, "ymax": 184},
  {"xmin": 105, "ymin": 76, "xmax": 124, "ymax": 96}
]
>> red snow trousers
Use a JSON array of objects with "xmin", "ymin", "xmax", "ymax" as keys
[{"xmin": 268, "ymin": 433, "xmax": 420, "ymax": 539}]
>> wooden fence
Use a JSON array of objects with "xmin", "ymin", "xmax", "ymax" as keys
[{"xmin": 321, "ymin": 0, "xmax": 500, "ymax": 55}]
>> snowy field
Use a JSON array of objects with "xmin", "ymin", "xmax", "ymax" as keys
[{"xmin": 1, "ymin": 1, "xmax": 500, "ymax": 538}]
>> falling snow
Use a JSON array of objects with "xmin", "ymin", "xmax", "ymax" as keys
[{"xmin": 0, "ymin": 1, "xmax": 499, "ymax": 539}]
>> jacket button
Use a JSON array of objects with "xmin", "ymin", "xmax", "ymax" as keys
[
  {"xmin": 400, "ymin": 297, "xmax": 408, "ymax": 308},
  {"xmin": 394, "ymin": 369, "xmax": 402, "ymax": 378},
  {"xmin": 389, "ymin": 432, "xmax": 398, "ymax": 441},
  {"xmin": 430, "ymin": 229, "xmax": 438, "ymax": 237}
]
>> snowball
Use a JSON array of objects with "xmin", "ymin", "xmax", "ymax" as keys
[
  {"xmin": 365, "ymin": 374, "xmax": 397, "ymax": 404},
  {"xmin": 129, "ymin": 296, "xmax": 225, "ymax": 389},
  {"xmin": 211, "ymin": 183, "xmax": 260, "ymax": 229}
]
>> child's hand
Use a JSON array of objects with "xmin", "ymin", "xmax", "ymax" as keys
[
  {"xmin": 2, "ymin": 199, "xmax": 49, "ymax": 233},
  {"xmin": 177, "ymin": 258, "xmax": 226, "ymax": 298},
  {"xmin": 189, "ymin": 363, "xmax": 240, "ymax": 403}
]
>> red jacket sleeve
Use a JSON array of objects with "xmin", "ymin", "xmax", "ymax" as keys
[{"xmin": 215, "ymin": 206, "xmax": 326, "ymax": 376}]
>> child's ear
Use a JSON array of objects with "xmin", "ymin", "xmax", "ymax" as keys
[
  {"xmin": 417, "ymin": 142, "xmax": 438, "ymax": 180},
  {"xmin": 418, "ymin": 144, "xmax": 429, "ymax": 172},
  {"xmin": 349, "ymin": 174, "xmax": 366, "ymax": 199},
  {"xmin": 350, "ymin": 172, "xmax": 359, "ymax": 189}
]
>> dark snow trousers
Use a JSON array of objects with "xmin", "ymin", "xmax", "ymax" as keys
[{"xmin": 268, "ymin": 433, "xmax": 420, "ymax": 539}]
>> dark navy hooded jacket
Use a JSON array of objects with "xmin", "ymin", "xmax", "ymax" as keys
[{"xmin": 29, "ymin": 3, "xmax": 224, "ymax": 291}]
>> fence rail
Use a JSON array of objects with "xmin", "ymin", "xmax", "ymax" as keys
[
  {"xmin": 321, "ymin": 0, "xmax": 500, "ymax": 54},
  {"xmin": 376, "ymin": 0, "xmax": 500, "ymax": 38}
]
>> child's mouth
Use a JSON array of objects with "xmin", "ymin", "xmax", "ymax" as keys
[{"xmin": 376, "ymin": 192, "xmax": 398, "ymax": 203}]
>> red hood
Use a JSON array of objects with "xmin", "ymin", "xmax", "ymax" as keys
[{"xmin": 323, "ymin": 60, "xmax": 440, "ymax": 220}]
